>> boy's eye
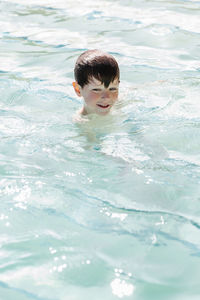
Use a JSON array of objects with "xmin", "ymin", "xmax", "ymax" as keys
[
  {"xmin": 92, "ymin": 88, "xmax": 101, "ymax": 92},
  {"xmin": 109, "ymin": 88, "xmax": 117, "ymax": 91}
]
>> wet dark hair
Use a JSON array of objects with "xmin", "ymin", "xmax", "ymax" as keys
[{"xmin": 74, "ymin": 49, "xmax": 120, "ymax": 88}]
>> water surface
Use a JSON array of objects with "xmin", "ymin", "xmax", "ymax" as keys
[{"xmin": 0, "ymin": 0, "xmax": 200, "ymax": 299}]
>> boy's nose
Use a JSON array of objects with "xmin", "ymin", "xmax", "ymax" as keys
[{"xmin": 101, "ymin": 91, "xmax": 109, "ymax": 99}]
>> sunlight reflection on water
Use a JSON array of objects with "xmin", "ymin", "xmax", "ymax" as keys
[{"xmin": 1, "ymin": 0, "xmax": 200, "ymax": 299}]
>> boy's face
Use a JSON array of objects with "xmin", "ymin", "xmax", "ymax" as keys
[{"xmin": 73, "ymin": 77, "xmax": 119, "ymax": 115}]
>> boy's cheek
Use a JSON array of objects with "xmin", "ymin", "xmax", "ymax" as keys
[
  {"xmin": 112, "ymin": 92, "xmax": 118, "ymax": 100},
  {"xmin": 84, "ymin": 95, "xmax": 98, "ymax": 105},
  {"xmin": 88, "ymin": 93, "xmax": 99, "ymax": 102}
]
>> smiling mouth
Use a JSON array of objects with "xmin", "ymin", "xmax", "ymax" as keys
[{"xmin": 97, "ymin": 104, "xmax": 110, "ymax": 108}]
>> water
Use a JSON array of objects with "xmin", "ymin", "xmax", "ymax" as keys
[{"xmin": 0, "ymin": 0, "xmax": 200, "ymax": 299}]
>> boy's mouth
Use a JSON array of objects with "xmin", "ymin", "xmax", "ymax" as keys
[{"xmin": 97, "ymin": 104, "xmax": 110, "ymax": 109}]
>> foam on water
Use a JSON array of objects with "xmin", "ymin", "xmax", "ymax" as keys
[{"xmin": 1, "ymin": 0, "xmax": 200, "ymax": 299}]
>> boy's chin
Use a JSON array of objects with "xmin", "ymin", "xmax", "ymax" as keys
[{"xmin": 95, "ymin": 105, "xmax": 112, "ymax": 115}]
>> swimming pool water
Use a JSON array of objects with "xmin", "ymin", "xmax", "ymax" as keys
[{"xmin": 1, "ymin": 0, "xmax": 200, "ymax": 299}]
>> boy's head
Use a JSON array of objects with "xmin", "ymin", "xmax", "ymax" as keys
[{"xmin": 73, "ymin": 49, "xmax": 120, "ymax": 115}]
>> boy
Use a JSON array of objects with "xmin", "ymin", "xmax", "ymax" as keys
[{"xmin": 72, "ymin": 49, "xmax": 120, "ymax": 116}]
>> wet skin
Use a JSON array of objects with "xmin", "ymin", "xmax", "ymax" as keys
[{"xmin": 73, "ymin": 77, "xmax": 120, "ymax": 115}]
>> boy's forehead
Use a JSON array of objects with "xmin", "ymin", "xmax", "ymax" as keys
[
  {"xmin": 88, "ymin": 77, "xmax": 102, "ymax": 85},
  {"xmin": 88, "ymin": 77, "xmax": 119, "ymax": 86}
]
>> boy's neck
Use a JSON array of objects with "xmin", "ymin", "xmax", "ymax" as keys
[{"xmin": 80, "ymin": 106, "xmax": 88, "ymax": 115}]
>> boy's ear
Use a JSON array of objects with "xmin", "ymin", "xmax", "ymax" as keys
[{"xmin": 72, "ymin": 82, "xmax": 81, "ymax": 97}]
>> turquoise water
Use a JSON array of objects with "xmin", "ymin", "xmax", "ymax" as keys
[{"xmin": 1, "ymin": 0, "xmax": 200, "ymax": 299}]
